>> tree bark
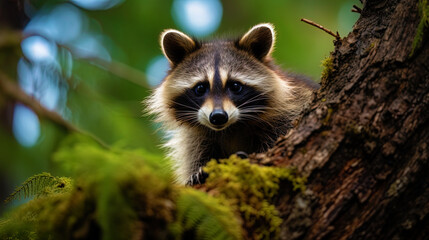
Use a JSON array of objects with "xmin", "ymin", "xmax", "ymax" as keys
[{"xmin": 250, "ymin": 0, "xmax": 429, "ymax": 239}]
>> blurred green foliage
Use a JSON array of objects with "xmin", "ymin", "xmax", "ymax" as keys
[
  {"xmin": 0, "ymin": 133, "xmax": 246, "ymax": 239},
  {"xmin": 0, "ymin": 134, "xmax": 306, "ymax": 239},
  {"xmin": 1, "ymin": 133, "xmax": 176, "ymax": 239},
  {"xmin": 0, "ymin": 0, "xmax": 360, "ymax": 215}
]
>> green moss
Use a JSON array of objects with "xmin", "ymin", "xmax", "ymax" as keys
[
  {"xmin": 411, "ymin": 0, "xmax": 429, "ymax": 56},
  {"xmin": 364, "ymin": 41, "xmax": 377, "ymax": 55},
  {"xmin": 1, "ymin": 133, "xmax": 176, "ymax": 240},
  {"xmin": 204, "ymin": 156, "xmax": 306, "ymax": 240},
  {"xmin": 1, "ymin": 133, "xmax": 247, "ymax": 240},
  {"xmin": 172, "ymin": 188, "xmax": 242, "ymax": 240},
  {"xmin": 321, "ymin": 56, "xmax": 334, "ymax": 80},
  {"xmin": 0, "ymin": 185, "xmax": 75, "ymax": 239},
  {"xmin": 52, "ymin": 133, "xmax": 176, "ymax": 240},
  {"xmin": 1, "ymin": 134, "xmax": 306, "ymax": 239},
  {"xmin": 322, "ymin": 108, "xmax": 334, "ymax": 126}
]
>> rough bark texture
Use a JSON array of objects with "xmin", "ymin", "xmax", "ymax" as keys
[{"xmin": 250, "ymin": 0, "xmax": 429, "ymax": 239}]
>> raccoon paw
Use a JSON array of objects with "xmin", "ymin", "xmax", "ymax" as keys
[
  {"xmin": 235, "ymin": 151, "xmax": 249, "ymax": 159},
  {"xmin": 186, "ymin": 167, "xmax": 209, "ymax": 186}
]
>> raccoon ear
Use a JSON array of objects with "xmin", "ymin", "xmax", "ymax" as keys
[
  {"xmin": 161, "ymin": 29, "xmax": 197, "ymax": 65},
  {"xmin": 238, "ymin": 23, "xmax": 275, "ymax": 60}
]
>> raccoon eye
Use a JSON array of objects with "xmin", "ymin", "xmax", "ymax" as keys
[
  {"xmin": 193, "ymin": 83, "xmax": 208, "ymax": 96},
  {"xmin": 228, "ymin": 82, "xmax": 243, "ymax": 94}
]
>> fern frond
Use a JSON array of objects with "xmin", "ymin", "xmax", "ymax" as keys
[
  {"xmin": 174, "ymin": 188, "xmax": 242, "ymax": 240},
  {"xmin": 4, "ymin": 172, "xmax": 70, "ymax": 204}
]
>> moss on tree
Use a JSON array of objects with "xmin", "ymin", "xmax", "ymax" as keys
[
  {"xmin": 320, "ymin": 56, "xmax": 334, "ymax": 80},
  {"xmin": 203, "ymin": 156, "xmax": 306, "ymax": 239},
  {"xmin": 411, "ymin": 0, "xmax": 429, "ymax": 56},
  {"xmin": 0, "ymin": 134, "xmax": 306, "ymax": 239}
]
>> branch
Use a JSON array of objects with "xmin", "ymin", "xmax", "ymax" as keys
[
  {"xmin": 0, "ymin": 30, "xmax": 21, "ymax": 48},
  {"xmin": 12, "ymin": 31, "xmax": 151, "ymax": 89},
  {"xmin": 352, "ymin": 5, "xmax": 362, "ymax": 13},
  {"xmin": 300, "ymin": 18, "xmax": 341, "ymax": 41},
  {"xmin": 0, "ymin": 72, "xmax": 76, "ymax": 131},
  {"xmin": 0, "ymin": 71, "xmax": 109, "ymax": 149},
  {"xmin": 85, "ymin": 57, "xmax": 150, "ymax": 89}
]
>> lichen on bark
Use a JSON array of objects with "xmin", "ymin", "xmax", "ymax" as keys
[{"xmin": 411, "ymin": 0, "xmax": 429, "ymax": 56}]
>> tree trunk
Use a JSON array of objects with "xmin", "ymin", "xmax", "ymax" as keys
[{"xmin": 250, "ymin": 0, "xmax": 429, "ymax": 239}]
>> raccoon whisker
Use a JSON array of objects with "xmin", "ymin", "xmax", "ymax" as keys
[
  {"xmin": 176, "ymin": 114, "xmax": 198, "ymax": 119},
  {"xmin": 239, "ymin": 110, "xmax": 266, "ymax": 115},
  {"xmin": 175, "ymin": 111, "xmax": 198, "ymax": 115},
  {"xmin": 239, "ymin": 107, "xmax": 271, "ymax": 113},
  {"xmin": 176, "ymin": 114, "xmax": 198, "ymax": 121},
  {"xmin": 237, "ymin": 93, "xmax": 269, "ymax": 109},
  {"xmin": 175, "ymin": 113, "xmax": 199, "ymax": 122},
  {"xmin": 246, "ymin": 90, "xmax": 269, "ymax": 99},
  {"xmin": 240, "ymin": 106, "xmax": 285, "ymax": 116},
  {"xmin": 239, "ymin": 112, "xmax": 264, "ymax": 118},
  {"xmin": 177, "ymin": 119, "xmax": 198, "ymax": 125},
  {"xmin": 237, "ymin": 114, "xmax": 255, "ymax": 120},
  {"xmin": 239, "ymin": 106, "xmax": 270, "ymax": 111},
  {"xmin": 239, "ymin": 114, "xmax": 268, "ymax": 123},
  {"xmin": 237, "ymin": 94, "xmax": 261, "ymax": 108},
  {"xmin": 240, "ymin": 110, "xmax": 265, "ymax": 114},
  {"xmin": 238, "ymin": 100, "xmax": 270, "ymax": 110},
  {"xmin": 180, "ymin": 121, "xmax": 201, "ymax": 129},
  {"xmin": 239, "ymin": 103, "xmax": 270, "ymax": 108},
  {"xmin": 239, "ymin": 114, "xmax": 276, "ymax": 129},
  {"xmin": 170, "ymin": 101, "xmax": 200, "ymax": 111},
  {"xmin": 240, "ymin": 103, "xmax": 269, "ymax": 108},
  {"xmin": 176, "ymin": 114, "xmax": 197, "ymax": 120},
  {"xmin": 184, "ymin": 95, "xmax": 204, "ymax": 109}
]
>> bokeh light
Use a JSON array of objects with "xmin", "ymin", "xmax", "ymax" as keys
[
  {"xmin": 146, "ymin": 55, "xmax": 170, "ymax": 87},
  {"xmin": 70, "ymin": 34, "xmax": 111, "ymax": 61},
  {"xmin": 172, "ymin": 0, "xmax": 223, "ymax": 37},
  {"xmin": 21, "ymin": 36, "xmax": 57, "ymax": 64},
  {"xmin": 15, "ymin": 56, "xmax": 67, "ymax": 146},
  {"xmin": 71, "ymin": 0, "xmax": 124, "ymax": 10},
  {"xmin": 12, "ymin": 104, "xmax": 41, "ymax": 147},
  {"xmin": 14, "ymin": 2, "xmax": 112, "ymax": 147},
  {"xmin": 17, "ymin": 59, "xmax": 63, "ymax": 111},
  {"xmin": 24, "ymin": 4, "xmax": 86, "ymax": 44}
]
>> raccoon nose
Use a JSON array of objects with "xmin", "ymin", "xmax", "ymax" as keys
[{"xmin": 209, "ymin": 109, "xmax": 228, "ymax": 126}]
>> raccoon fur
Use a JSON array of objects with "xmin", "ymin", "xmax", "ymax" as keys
[{"xmin": 146, "ymin": 23, "xmax": 318, "ymax": 185}]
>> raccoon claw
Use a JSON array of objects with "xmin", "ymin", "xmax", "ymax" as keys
[
  {"xmin": 235, "ymin": 151, "xmax": 249, "ymax": 159},
  {"xmin": 186, "ymin": 167, "xmax": 209, "ymax": 186}
]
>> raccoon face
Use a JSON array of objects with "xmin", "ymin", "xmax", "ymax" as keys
[{"xmin": 158, "ymin": 24, "xmax": 281, "ymax": 131}]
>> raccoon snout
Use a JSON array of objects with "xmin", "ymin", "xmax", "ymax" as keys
[{"xmin": 209, "ymin": 109, "xmax": 228, "ymax": 126}]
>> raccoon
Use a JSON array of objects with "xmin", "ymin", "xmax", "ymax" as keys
[{"xmin": 146, "ymin": 23, "xmax": 318, "ymax": 185}]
